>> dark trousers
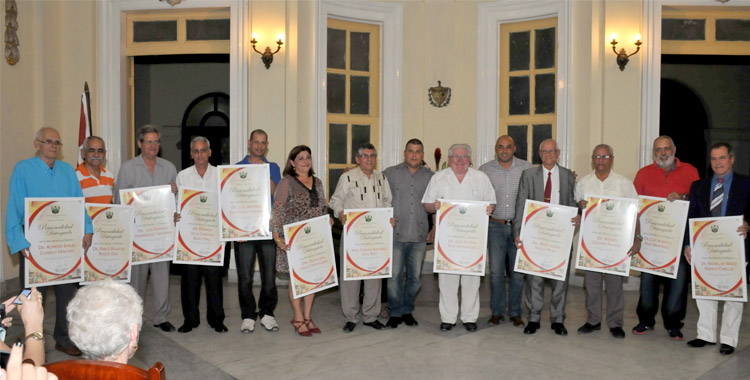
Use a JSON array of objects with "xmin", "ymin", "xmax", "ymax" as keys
[
  {"xmin": 180, "ymin": 264, "xmax": 225, "ymax": 326},
  {"xmin": 19, "ymin": 257, "xmax": 76, "ymax": 348},
  {"xmin": 635, "ymin": 257, "xmax": 689, "ymax": 330},
  {"xmin": 235, "ymin": 240, "xmax": 278, "ymax": 320}
]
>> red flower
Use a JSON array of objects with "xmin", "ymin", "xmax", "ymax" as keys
[{"xmin": 434, "ymin": 147, "xmax": 442, "ymax": 170}]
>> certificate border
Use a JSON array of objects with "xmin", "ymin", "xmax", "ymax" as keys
[
  {"xmin": 174, "ymin": 187, "xmax": 225, "ymax": 266},
  {"xmin": 689, "ymin": 216, "xmax": 747, "ymax": 302},
  {"xmin": 217, "ymin": 164, "xmax": 272, "ymax": 242},
  {"xmin": 284, "ymin": 215, "xmax": 338, "ymax": 299},
  {"xmin": 630, "ymin": 196, "xmax": 688, "ymax": 279},
  {"xmin": 119, "ymin": 185, "xmax": 176, "ymax": 265},
  {"xmin": 433, "ymin": 199, "xmax": 489, "ymax": 276},
  {"xmin": 343, "ymin": 208, "xmax": 393, "ymax": 281},
  {"xmin": 82, "ymin": 203, "xmax": 133, "ymax": 285},
  {"xmin": 514, "ymin": 200, "xmax": 577, "ymax": 282}
]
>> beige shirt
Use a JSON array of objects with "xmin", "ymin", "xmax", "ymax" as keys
[
  {"xmin": 574, "ymin": 170, "xmax": 638, "ymax": 201},
  {"xmin": 329, "ymin": 167, "xmax": 392, "ymax": 216}
]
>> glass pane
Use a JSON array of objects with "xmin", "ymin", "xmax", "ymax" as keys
[
  {"xmin": 329, "ymin": 124, "xmax": 347, "ymax": 164},
  {"xmin": 327, "ymin": 28, "xmax": 346, "ymax": 69},
  {"xmin": 133, "ymin": 21, "xmax": 177, "ymax": 42},
  {"xmin": 509, "ymin": 76, "xmax": 530, "ymax": 115},
  {"xmin": 534, "ymin": 73, "xmax": 555, "ymax": 114},
  {"xmin": 716, "ymin": 19, "xmax": 750, "ymax": 41},
  {"xmin": 507, "ymin": 125, "xmax": 528, "ymax": 160},
  {"xmin": 350, "ymin": 76, "xmax": 370, "ymax": 115},
  {"xmin": 509, "ymin": 31, "xmax": 530, "ymax": 71},
  {"xmin": 662, "ymin": 19, "xmax": 705, "ymax": 40},
  {"xmin": 186, "ymin": 19, "xmax": 230, "ymax": 41},
  {"xmin": 350, "ymin": 32, "xmax": 370, "ymax": 71},
  {"xmin": 327, "ymin": 73, "xmax": 346, "ymax": 114},
  {"xmin": 351, "ymin": 125, "xmax": 371, "ymax": 163},
  {"xmin": 532, "ymin": 124, "xmax": 552, "ymax": 165},
  {"xmin": 185, "ymin": 98, "xmax": 214, "ymax": 126},
  {"xmin": 329, "ymin": 169, "xmax": 344, "ymax": 200},
  {"xmin": 535, "ymin": 27, "xmax": 556, "ymax": 69}
]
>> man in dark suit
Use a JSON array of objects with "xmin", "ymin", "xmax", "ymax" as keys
[
  {"xmin": 513, "ymin": 139, "xmax": 580, "ymax": 336},
  {"xmin": 684, "ymin": 142, "xmax": 750, "ymax": 355}
]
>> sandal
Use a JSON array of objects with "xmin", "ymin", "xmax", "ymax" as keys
[
  {"xmin": 290, "ymin": 320, "xmax": 312, "ymax": 337},
  {"xmin": 304, "ymin": 319, "xmax": 322, "ymax": 334}
]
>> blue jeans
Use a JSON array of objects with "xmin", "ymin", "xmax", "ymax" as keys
[
  {"xmin": 488, "ymin": 220, "xmax": 524, "ymax": 317},
  {"xmin": 636, "ymin": 257, "xmax": 689, "ymax": 330},
  {"xmin": 387, "ymin": 242, "xmax": 427, "ymax": 317}
]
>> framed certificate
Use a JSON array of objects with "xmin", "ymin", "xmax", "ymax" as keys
[
  {"xmin": 515, "ymin": 200, "xmax": 578, "ymax": 281},
  {"xmin": 343, "ymin": 208, "xmax": 393, "ymax": 280},
  {"xmin": 631, "ymin": 196, "xmax": 689, "ymax": 279},
  {"xmin": 575, "ymin": 195, "xmax": 638, "ymax": 277},
  {"xmin": 83, "ymin": 204, "xmax": 132, "ymax": 284},
  {"xmin": 218, "ymin": 164, "xmax": 272, "ymax": 241},
  {"xmin": 689, "ymin": 216, "xmax": 747, "ymax": 302},
  {"xmin": 119, "ymin": 186, "xmax": 176, "ymax": 264},
  {"xmin": 24, "ymin": 197, "xmax": 85, "ymax": 287},
  {"xmin": 174, "ymin": 188, "xmax": 224, "ymax": 266},
  {"xmin": 284, "ymin": 215, "xmax": 338, "ymax": 299},
  {"xmin": 433, "ymin": 199, "xmax": 490, "ymax": 276}
]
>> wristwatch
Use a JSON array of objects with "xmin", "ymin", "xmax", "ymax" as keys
[{"xmin": 25, "ymin": 331, "xmax": 44, "ymax": 342}]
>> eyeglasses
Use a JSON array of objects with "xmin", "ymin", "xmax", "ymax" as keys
[
  {"xmin": 142, "ymin": 140, "xmax": 161, "ymax": 146},
  {"xmin": 37, "ymin": 139, "xmax": 63, "ymax": 147},
  {"xmin": 86, "ymin": 148, "xmax": 106, "ymax": 154},
  {"xmin": 359, "ymin": 153, "xmax": 377, "ymax": 159},
  {"xmin": 450, "ymin": 155, "xmax": 471, "ymax": 161},
  {"xmin": 654, "ymin": 146, "xmax": 673, "ymax": 153},
  {"xmin": 593, "ymin": 155, "xmax": 612, "ymax": 160}
]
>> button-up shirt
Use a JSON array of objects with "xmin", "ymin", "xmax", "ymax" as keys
[
  {"xmin": 575, "ymin": 170, "xmax": 638, "ymax": 201},
  {"xmin": 421, "ymin": 167, "xmax": 496, "ymax": 204},
  {"xmin": 75, "ymin": 163, "xmax": 115, "ymax": 204},
  {"xmin": 384, "ymin": 162, "xmax": 434, "ymax": 242},
  {"xmin": 633, "ymin": 158, "xmax": 699, "ymax": 198},
  {"xmin": 113, "ymin": 155, "xmax": 177, "ymax": 204},
  {"xmin": 543, "ymin": 164, "xmax": 560, "ymax": 205},
  {"xmin": 6, "ymin": 157, "xmax": 94, "ymax": 254},
  {"xmin": 176, "ymin": 164, "xmax": 218, "ymax": 192},
  {"xmin": 479, "ymin": 157, "xmax": 533, "ymax": 219},
  {"xmin": 710, "ymin": 171, "xmax": 733, "ymax": 217},
  {"xmin": 329, "ymin": 167, "xmax": 392, "ymax": 216}
]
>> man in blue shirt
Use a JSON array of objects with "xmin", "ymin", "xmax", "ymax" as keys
[
  {"xmin": 6, "ymin": 127, "xmax": 93, "ymax": 357},
  {"xmin": 235, "ymin": 129, "xmax": 282, "ymax": 333}
]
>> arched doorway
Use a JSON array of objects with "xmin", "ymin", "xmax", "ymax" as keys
[
  {"xmin": 181, "ymin": 92, "xmax": 230, "ymax": 168},
  {"xmin": 659, "ymin": 78, "xmax": 710, "ymax": 176}
]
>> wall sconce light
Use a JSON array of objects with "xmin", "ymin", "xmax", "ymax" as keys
[
  {"xmin": 610, "ymin": 33, "xmax": 642, "ymax": 71},
  {"xmin": 251, "ymin": 32, "xmax": 284, "ymax": 69}
]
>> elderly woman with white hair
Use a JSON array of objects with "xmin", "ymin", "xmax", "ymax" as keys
[{"xmin": 66, "ymin": 280, "xmax": 143, "ymax": 363}]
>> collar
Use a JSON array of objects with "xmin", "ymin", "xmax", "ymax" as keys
[{"xmin": 34, "ymin": 156, "xmax": 57, "ymax": 170}]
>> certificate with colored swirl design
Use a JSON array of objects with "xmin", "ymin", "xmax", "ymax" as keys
[
  {"xmin": 631, "ymin": 196, "xmax": 689, "ymax": 279},
  {"xmin": 174, "ymin": 188, "xmax": 224, "ymax": 266},
  {"xmin": 119, "ymin": 186, "xmax": 176, "ymax": 264},
  {"xmin": 689, "ymin": 216, "xmax": 747, "ymax": 302},
  {"xmin": 575, "ymin": 195, "xmax": 638, "ymax": 277},
  {"xmin": 83, "ymin": 204, "xmax": 132, "ymax": 284},
  {"xmin": 284, "ymin": 215, "xmax": 338, "ymax": 299},
  {"xmin": 433, "ymin": 199, "xmax": 489, "ymax": 276},
  {"xmin": 343, "ymin": 208, "xmax": 393, "ymax": 280},
  {"xmin": 24, "ymin": 197, "xmax": 85, "ymax": 287},
  {"xmin": 218, "ymin": 164, "xmax": 272, "ymax": 241},
  {"xmin": 514, "ymin": 200, "xmax": 578, "ymax": 281}
]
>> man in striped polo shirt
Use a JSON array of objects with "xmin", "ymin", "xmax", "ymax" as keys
[{"xmin": 75, "ymin": 136, "xmax": 114, "ymax": 204}]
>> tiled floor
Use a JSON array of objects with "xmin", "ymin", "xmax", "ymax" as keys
[{"xmin": 19, "ymin": 271, "xmax": 750, "ymax": 380}]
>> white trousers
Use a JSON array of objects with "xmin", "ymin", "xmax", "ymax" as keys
[
  {"xmin": 438, "ymin": 274, "xmax": 480, "ymax": 324},
  {"xmin": 696, "ymin": 299, "xmax": 744, "ymax": 347}
]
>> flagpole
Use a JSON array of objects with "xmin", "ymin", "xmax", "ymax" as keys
[{"xmin": 84, "ymin": 82, "xmax": 92, "ymax": 134}]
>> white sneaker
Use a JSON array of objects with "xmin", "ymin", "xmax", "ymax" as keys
[
  {"xmin": 241, "ymin": 318, "xmax": 255, "ymax": 333},
  {"xmin": 260, "ymin": 315, "xmax": 280, "ymax": 332}
]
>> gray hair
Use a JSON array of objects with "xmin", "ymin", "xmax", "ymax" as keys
[
  {"xmin": 356, "ymin": 143, "xmax": 377, "ymax": 157},
  {"xmin": 448, "ymin": 143, "xmax": 472, "ymax": 157},
  {"xmin": 190, "ymin": 136, "xmax": 210, "ymax": 150},
  {"xmin": 593, "ymin": 143, "xmax": 614, "ymax": 157},
  {"xmin": 67, "ymin": 280, "xmax": 143, "ymax": 361},
  {"xmin": 654, "ymin": 135, "xmax": 675, "ymax": 149},
  {"xmin": 539, "ymin": 139, "xmax": 559, "ymax": 151},
  {"xmin": 35, "ymin": 126, "xmax": 58, "ymax": 141},
  {"xmin": 136, "ymin": 125, "xmax": 160, "ymax": 142},
  {"xmin": 81, "ymin": 136, "xmax": 105, "ymax": 151}
]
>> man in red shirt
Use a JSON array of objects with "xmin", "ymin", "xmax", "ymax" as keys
[{"xmin": 631, "ymin": 136, "xmax": 699, "ymax": 340}]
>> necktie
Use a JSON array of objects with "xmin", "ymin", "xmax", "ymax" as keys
[
  {"xmin": 544, "ymin": 171, "xmax": 552, "ymax": 203},
  {"xmin": 710, "ymin": 178, "xmax": 724, "ymax": 217}
]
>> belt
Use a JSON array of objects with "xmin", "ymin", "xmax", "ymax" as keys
[{"xmin": 489, "ymin": 217, "xmax": 512, "ymax": 225}]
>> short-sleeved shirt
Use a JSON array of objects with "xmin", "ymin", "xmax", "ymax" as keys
[
  {"xmin": 329, "ymin": 167, "xmax": 392, "ymax": 216},
  {"xmin": 575, "ymin": 170, "xmax": 638, "ymax": 201},
  {"xmin": 113, "ymin": 155, "xmax": 177, "ymax": 204},
  {"xmin": 384, "ymin": 162, "xmax": 434, "ymax": 242},
  {"xmin": 421, "ymin": 167, "xmax": 496, "ymax": 204},
  {"xmin": 176, "ymin": 164, "xmax": 218, "ymax": 192},
  {"xmin": 236, "ymin": 155, "xmax": 281, "ymax": 185},
  {"xmin": 75, "ymin": 163, "xmax": 115, "ymax": 204},
  {"xmin": 633, "ymin": 158, "xmax": 699, "ymax": 198},
  {"xmin": 479, "ymin": 157, "xmax": 533, "ymax": 220}
]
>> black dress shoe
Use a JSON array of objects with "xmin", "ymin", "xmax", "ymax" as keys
[
  {"xmin": 464, "ymin": 322, "xmax": 478, "ymax": 332},
  {"xmin": 577, "ymin": 323, "xmax": 601, "ymax": 334},
  {"xmin": 524, "ymin": 321, "xmax": 540, "ymax": 334},
  {"xmin": 154, "ymin": 322, "xmax": 176, "ymax": 332},
  {"xmin": 720, "ymin": 344, "xmax": 735, "ymax": 355},
  {"xmin": 386, "ymin": 317, "xmax": 402, "ymax": 328},
  {"xmin": 402, "ymin": 314, "xmax": 419, "ymax": 326},
  {"xmin": 610, "ymin": 327, "xmax": 626, "ymax": 339},
  {"xmin": 213, "ymin": 323, "xmax": 228, "ymax": 333},
  {"xmin": 343, "ymin": 321, "xmax": 356, "ymax": 333},
  {"xmin": 178, "ymin": 321, "xmax": 199, "ymax": 333},
  {"xmin": 687, "ymin": 338, "xmax": 716, "ymax": 348},
  {"xmin": 363, "ymin": 320, "xmax": 385, "ymax": 330},
  {"xmin": 551, "ymin": 323, "xmax": 568, "ymax": 336},
  {"xmin": 440, "ymin": 322, "xmax": 456, "ymax": 331}
]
